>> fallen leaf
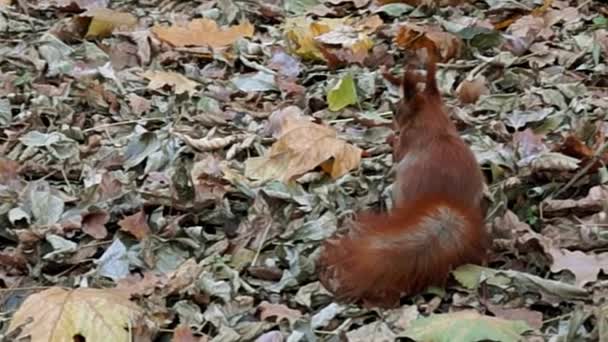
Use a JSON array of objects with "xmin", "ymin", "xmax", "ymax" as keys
[
  {"xmin": 400, "ymin": 310, "xmax": 532, "ymax": 342},
  {"xmin": 152, "ymin": 19, "xmax": 254, "ymax": 48},
  {"xmin": 284, "ymin": 16, "xmax": 376, "ymax": 65},
  {"xmin": 456, "ymin": 77, "xmax": 489, "ymax": 104},
  {"xmin": 8, "ymin": 287, "xmax": 149, "ymax": 341},
  {"xmin": 485, "ymin": 303, "xmax": 544, "ymax": 330},
  {"xmin": 549, "ymin": 248, "xmax": 608, "ymax": 288},
  {"xmin": 347, "ymin": 321, "xmax": 396, "ymax": 341},
  {"xmin": 173, "ymin": 324, "xmax": 204, "ymax": 342},
  {"xmin": 258, "ymin": 301, "xmax": 302, "ymax": 325},
  {"xmin": 244, "ymin": 117, "xmax": 362, "ymax": 182},
  {"xmin": 82, "ymin": 211, "xmax": 109, "ymax": 239},
  {"xmin": 118, "ymin": 210, "xmax": 151, "ymax": 240},
  {"xmin": 327, "ymin": 73, "xmax": 358, "ymax": 111},
  {"xmin": 81, "ymin": 8, "xmax": 137, "ymax": 38},
  {"xmin": 143, "ymin": 70, "xmax": 199, "ymax": 96}
]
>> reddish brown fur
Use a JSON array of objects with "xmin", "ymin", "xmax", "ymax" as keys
[{"xmin": 317, "ymin": 61, "xmax": 488, "ymax": 308}]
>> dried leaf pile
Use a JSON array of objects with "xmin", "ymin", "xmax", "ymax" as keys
[{"xmin": 1, "ymin": 0, "xmax": 608, "ymax": 341}]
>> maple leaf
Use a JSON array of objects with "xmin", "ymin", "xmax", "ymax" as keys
[{"xmin": 8, "ymin": 287, "xmax": 150, "ymax": 342}]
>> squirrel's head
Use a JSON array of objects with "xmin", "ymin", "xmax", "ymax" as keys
[{"xmin": 391, "ymin": 61, "xmax": 442, "ymax": 129}]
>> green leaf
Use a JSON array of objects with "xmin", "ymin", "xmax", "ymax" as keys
[
  {"xmin": 452, "ymin": 264, "xmax": 487, "ymax": 290},
  {"xmin": 456, "ymin": 27, "xmax": 503, "ymax": 50},
  {"xmin": 327, "ymin": 73, "xmax": 358, "ymax": 111},
  {"xmin": 593, "ymin": 16, "xmax": 608, "ymax": 29},
  {"xmin": 284, "ymin": 0, "xmax": 320, "ymax": 15},
  {"xmin": 400, "ymin": 310, "xmax": 532, "ymax": 342},
  {"xmin": 374, "ymin": 3, "xmax": 414, "ymax": 17}
]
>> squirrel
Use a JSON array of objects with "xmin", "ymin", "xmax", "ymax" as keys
[{"xmin": 316, "ymin": 60, "xmax": 489, "ymax": 308}]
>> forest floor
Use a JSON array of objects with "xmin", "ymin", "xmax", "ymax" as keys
[{"xmin": 0, "ymin": 0, "xmax": 607, "ymax": 341}]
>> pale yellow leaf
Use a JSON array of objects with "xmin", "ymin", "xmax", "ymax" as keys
[
  {"xmin": 245, "ymin": 118, "xmax": 361, "ymax": 182},
  {"xmin": 143, "ymin": 70, "xmax": 200, "ymax": 96},
  {"xmin": 82, "ymin": 8, "xmax": 137, "ymax": 38},
  {"xmin": 8, "ymin": 287, "xmax": 147, "ymax": 342}
]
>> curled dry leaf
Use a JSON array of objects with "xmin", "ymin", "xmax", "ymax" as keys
[
  {"xmin": 152, "ymin": 19, "xmax": 254, "ymax": 48},
  {"xmin": 171, "ymin": 130, "xmax": 239, "ymax": 152},
  {"xmin": 529, "ymin": 152, "xmax": 579, "ymax": 172},
  {"xmin": 244, "ymin": 117, "xmax": 362, "ymax": 182},
  {"xmin": 8, "ymin": 287, "xmax": 150, "ymax": 342},
  {"xmin": 456, "ymin": 77, "xmax": 489, "ymax": 104},
  {"xmin": 395, "ymin": 23, "xmax": 462, "ymax": 62}
]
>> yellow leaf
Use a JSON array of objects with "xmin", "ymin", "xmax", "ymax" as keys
[
  {"xmin": 82, "ymin": 8, "xmax": 137, "ymax": 38},
  {"xmin": 284, "ymin": 16, "xmax": 377, "ymax": 64},
  {"xmin": 283, "ymin": 17, "xmax": 343, "ymax": 61},
  {"xmin": 8, "ymin": 287, "xmax": 148, "ymax": 342},
  {"xmin": 152, "ymin": 19, "xmax": 254, "ymax": 48},
  {"xmin": 142, "ymin": 70, "xmax": 200, "ymax": 96},
  {"xmin": 245, "ymin": 118, "xmax": 362, "ymax": 182}
]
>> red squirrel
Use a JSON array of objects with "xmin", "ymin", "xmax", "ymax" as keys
[{"xmin": 317, "ymin": 61, "xmax": 488, "ymax": 308}]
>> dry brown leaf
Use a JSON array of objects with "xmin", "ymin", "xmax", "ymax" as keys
[
  {"xmin": 8, "ymin": 287, "xmax": 148, "ymax": 342},
  {"xmin": 82, "ymin": 211, "xmax": 109, "ymax": 239},
  {"xmin": 128, "ymin": 93, "xmax": 152, "ymax": 115},
  {"xmin": 81, "ymin": 8, "xmax": 137, "ymax": 38},
  {"xmin": 143, "ymin": 70, "xmax": 200, "ymax": 96},
  {"xmin": 118, "ymin": 209, "xmax": 151, "ymax": 240},
  {"xmin": 115, "ymin": 272, "xmax": 166, "ymax": 297},
  {"xmin": 542, "ymin": 186, "xmax": 608, "ymax": 215},
  {"xmin": 152, "ymin": 19, "xmax": 254, "ymax": 48},
  {"xmin": 245, "ymin": 118, "xmax": 362, "ymax": 182},
  {"xmin": 173, "ymin": 324, "xmax": 206, "ymax": 342},
  {"xmin": 456, "ymin": 77, "xmax": 489, "ymax": 104},
  {"xmin": 549, "ymin": 248, "xmax": 608, "ymax": 288},
  {"xmin": 395, "ymin": 23, "xmax": 462, "ymax": 62},
  {"xmin": 258, "ymin": 301, "xmax": 302, "ymax": 325},
  {"xmin": 166, "ymin": 258, "xmax": 203, "ymax": 295}
]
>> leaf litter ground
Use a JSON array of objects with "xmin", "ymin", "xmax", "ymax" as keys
[{"xmin": 0, "ymin": 0, "xmax": 608, "ymax": 341}]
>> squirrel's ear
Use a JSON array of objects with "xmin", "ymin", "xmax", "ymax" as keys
[{"xmin": 421, "ymin": 46, "xmax": 439, "ymax": 96}]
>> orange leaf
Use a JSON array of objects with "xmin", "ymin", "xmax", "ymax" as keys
[{"xmin": 152, "ymin": 19, "xmax": 254, "ymax": 48}]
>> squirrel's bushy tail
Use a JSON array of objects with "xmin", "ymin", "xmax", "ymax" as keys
[{"xmin": 317, "ymin": 196, "xmax": 488, "ymax": 308}]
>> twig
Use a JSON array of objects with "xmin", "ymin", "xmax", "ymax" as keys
[
  {"xmin": 549, "ymin": 140, "xmax": 608, "ymax": 199},
  {"xmin": 82, "ymin": 117, "xmax": 166, "ymax": 133},
  {"xmin": 251, "ymin": 222, "xmax": 271, "ymax": 266}
]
